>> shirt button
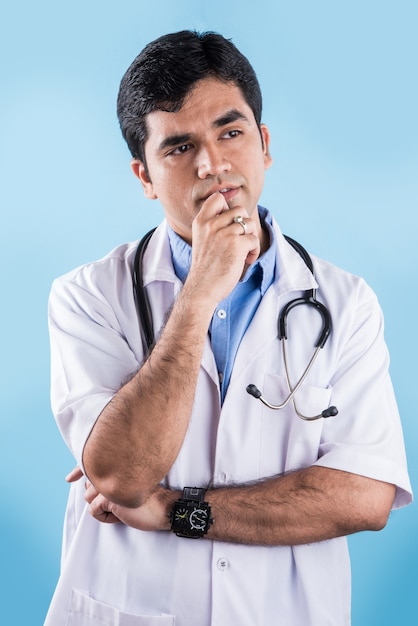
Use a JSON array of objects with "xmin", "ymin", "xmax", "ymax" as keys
[
  {"xmin": 217, "ymin": 309, "xmax": 227, "ymax": 319},
  {"xmin": 217, "ymin": 558, "xmax": 230, "ymax": 571}
]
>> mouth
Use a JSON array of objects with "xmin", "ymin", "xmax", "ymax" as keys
[
  {"xmin": 201, "ymin": 184, "xmax": 239, "ymax": 201},
  {"xmin": 218, "ymin": 187, "xmax": 239, "ymax": 204}
]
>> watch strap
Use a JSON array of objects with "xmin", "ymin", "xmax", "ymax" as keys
[{"xmin": 182, "ymin": 487, "xmax": 206, "ymax": 502}]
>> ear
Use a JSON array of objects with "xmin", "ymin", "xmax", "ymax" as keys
[
  {"xmin": 131, "ymin": 159, "xmax": 158, "ymax": 199},
  {"xmin": 260, "ymin": 124, "xmax": 273, "ymax": 170}
]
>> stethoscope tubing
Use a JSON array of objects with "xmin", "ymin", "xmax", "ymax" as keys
[
  {"xmin": 134, "ymin": 227, "xmax": 338, "ymax": 420},
  {"xmin": 246, "ymin": 340, "xmax": 337, "ymax": 420}
]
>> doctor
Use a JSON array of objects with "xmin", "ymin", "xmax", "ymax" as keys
[{"xmin": 45, "ymin": 31, "xmax": 412, "ymax": 625}]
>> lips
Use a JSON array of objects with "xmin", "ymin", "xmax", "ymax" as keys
[
  {"xmin": 201, "ymin": 185, "xmax": 240, "ymax": 201},
  {"xmin": 219, "ymin": 187, "xmax": 239, "ymax": 204}
]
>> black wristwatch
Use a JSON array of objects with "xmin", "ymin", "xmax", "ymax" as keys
[{"xmin": 170, "ymin": 487, "xmax": 213, "ymax": 538}]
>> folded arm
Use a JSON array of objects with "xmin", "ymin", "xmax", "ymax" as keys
[{"xmin": 78, "ymin": 465, "xmax": 395, "ymax": 546}]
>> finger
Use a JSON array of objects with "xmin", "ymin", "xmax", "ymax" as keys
[
  {"xmin": 195, "ymin": 206, "xmax": 253, "ymax": 244},
  {"xmin": 229, "ymin": 214, "xmax": 260, "ymax": 258},
  {"xmin": 233, "ymin": 222, "xmax": 261, "ymax": 268},
  {"xmin": 199, "ymin": 190, "xmax": 230, "ymax": 218},
  {"xmin": 244, "ymin": 239, "xmax": 261, "ymax": 267},
  {"xmin": 88, "ymin": 493, "xmax": 120, "ymax": 524},
  {"xmin": 65, "ymin": 466, "xmax": 84, "ymax": 483},
  {"xmin": 84, "ymin": 482, "xmax": 100, "ymax": 504}
]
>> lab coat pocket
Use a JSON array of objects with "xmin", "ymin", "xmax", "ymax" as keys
[
  {"xmin": 67, "ymin": 588, "xmax": 175, "ymax": 625},
  {"xmin": 292, "ymin": 380, "xmax": 333, "ymax": 419},
  {"xmin": 260, "ymin": 373, "xmax": 332, "ymax": 473}
]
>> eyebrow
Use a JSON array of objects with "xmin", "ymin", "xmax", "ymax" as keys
[
  {"xmin": 212, "ymin": 108, "xmax": 250, "ymax": 128},
  {"xmin": 157, "ymin": 108, "xmax": 250, "ymax": 153},
  {"xmin": 158, "ymin": 133, "xmax": 193, "ymax": 152}
]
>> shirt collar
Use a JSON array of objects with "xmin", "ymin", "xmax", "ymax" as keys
[{"xmin": 167, "ymin": 206, "xmax": 276, "ymax": 297}]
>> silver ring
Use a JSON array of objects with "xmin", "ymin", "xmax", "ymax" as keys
[{"xmin": 233, "ymin": 215, "xmax": 247, "ymax": 234}]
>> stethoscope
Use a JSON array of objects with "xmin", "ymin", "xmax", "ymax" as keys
[{"xmin": 133, "ymin": 228, "xmax": 338, "ymax": 421}]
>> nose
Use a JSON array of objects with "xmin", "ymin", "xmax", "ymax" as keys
[{"xmin": 197, "ymin": 143, "xmax": 231, "ymax": 179}]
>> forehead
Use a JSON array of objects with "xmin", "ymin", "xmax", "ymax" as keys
[{"xmin": 144, "ymin": 77, "xmax": 257, "ymax": 145}]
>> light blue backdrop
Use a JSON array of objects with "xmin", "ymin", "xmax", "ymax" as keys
[{"xmin": 1, "ymin": 1, "xmax": 416, "ymax": 623}]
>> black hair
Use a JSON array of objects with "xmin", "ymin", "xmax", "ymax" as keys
[{"xmin": 117, "ymin": 30, "xmax": 263, "ymax": 166}]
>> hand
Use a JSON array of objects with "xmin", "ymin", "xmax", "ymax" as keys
[
  {"xmin": 84, "ymin": 479, "xmax": 177, "ymax": 531},
  {"xmin": 188, "ymin": 191, "xmax": 261, "ymax": 303},
  {"xmin": 65, "ymin": 466, "xmax": 175, "ymax": 530}
]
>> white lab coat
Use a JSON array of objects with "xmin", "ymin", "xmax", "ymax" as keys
[{"xmin": 45, "ymin": 218, "xmax": 412, "ymax": 626}]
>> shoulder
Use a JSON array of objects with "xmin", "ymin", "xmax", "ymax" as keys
[
  {"xmin": 50, "ymin": 241, "xmax": 138, "ymax": 303},
  {"xmin": 49, "ymin": 223, "xmax": 175, "ymax": 315},
  {"xmin": 271, "ymin": 217, "xmax": 377, "ymax": 305},
  {"xmin": 311, "ymin": 253, "xmax": 378, "ymax": 309},
  {"xmin": 270, "ymin": 217, "xmax": 381, "ymax": 326}
]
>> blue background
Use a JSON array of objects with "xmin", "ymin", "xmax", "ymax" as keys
[{"xmin": 1, "ymin": 1, "xmax": 416, "ymax": 623}]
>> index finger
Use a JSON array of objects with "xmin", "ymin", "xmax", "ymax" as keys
[{"xmin": 65, "ymin": 466, "xmax": 84, "ymax": 483}]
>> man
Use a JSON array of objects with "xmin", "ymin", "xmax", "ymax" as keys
[{"xmin": 45, "ymin": 31, "xmax": 412, "ymax": 625}]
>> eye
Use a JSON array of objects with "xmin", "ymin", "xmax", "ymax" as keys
[
  {"xmin": 169, "ymin": 144, "xmax": 192, "ymax": 155},
  {"xmin": 222, "ymin": 129, "xmax": 242, "ymax": 139}
]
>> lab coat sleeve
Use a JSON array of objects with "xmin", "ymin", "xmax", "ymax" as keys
[
  {"xmin": 313, "ymin": 273, "xmax": 412, "ymax": 509},
  {"xmin": 48, "ymin": 259, "xmax": 142, "ymax": 469}
]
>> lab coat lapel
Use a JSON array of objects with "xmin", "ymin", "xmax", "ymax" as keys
[{"xmin": 142, "ymin": 222, "xmax": 219, "ymax": 386}]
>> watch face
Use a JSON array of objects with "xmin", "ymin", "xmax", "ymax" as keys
[
  {"xmin": 171, "ymin": 500, "xmax": 211, "ymax": 537},
  {"xmin": 173, "ymin": 506, "xmax": 188, "ymax": 524},
  {"xmin": 189, "ymin": 508, "xmax": 208, "ymax": 530}
]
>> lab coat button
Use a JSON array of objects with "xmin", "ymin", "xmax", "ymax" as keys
[
  {"xmin": 217, "ymin": 309, "xmax": 227, "ymax": 319},
  {"xmin": 217, "ymin": 558, "xmax": 229, "ymax": 571}
]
